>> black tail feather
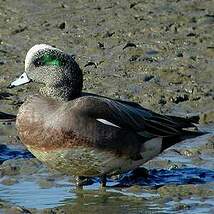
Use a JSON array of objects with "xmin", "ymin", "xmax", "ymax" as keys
[
  {"xmin": 0, "ymin": 111, "xmax": 16, "ymax": 122},
  {"xmin": 161, "ymin": 130, "xmax": 206, "ymax": 151},
  {"xmin": 166, "ymin": 115, "xmax": 199, "ymax": 128}
]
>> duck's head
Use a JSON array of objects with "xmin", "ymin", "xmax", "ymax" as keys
[{"xmin": 9, "ymin": 44, "xmax": 83, "ymax": 101}]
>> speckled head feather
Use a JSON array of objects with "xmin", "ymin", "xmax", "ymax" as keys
[{"xmin": 25, "ymin": 44, "xmax": 83, "ymax": 101}]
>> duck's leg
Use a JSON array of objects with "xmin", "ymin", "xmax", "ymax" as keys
[
  {"xmin": 76, "ymin": 176, "xmax": 84, "ymax": 189},
  {"xmin": 100, "ymin": 174, "xmax": 107, "ymax": 188},
  {"xmin": 76, "ymin": 176, "xmax": 94, "ymax": 189}
]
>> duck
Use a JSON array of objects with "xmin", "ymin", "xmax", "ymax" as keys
[{"xmin": 8, "ymin": 44, "xmax": 203, "ymax": 187}]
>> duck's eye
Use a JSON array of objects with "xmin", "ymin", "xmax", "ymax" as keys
[
  {"xmin": 34, "ymin": 58, "xmax": 44, "ymax": 67},
  {"xmin": 34, "ymin": 54, "xmax": 63, "ymax": 67}
]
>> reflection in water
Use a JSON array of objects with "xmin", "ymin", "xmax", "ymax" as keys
[
  {"xmin": 59, "ymin": 190, "xmax": 157, "ymax": 214},
  {"xmin": 0, "ymin": 140, "xmax": 214, "ymax": 212},
  {"xmin": 0, "ymin": 180, "xmax": 74, "ymax": 209},
  {"xmin": 0, "ymin": 163, "xmax": 213, "ymax": 210},
  {"xmin": 0, "ymin": 144, "xmax": 33, "ymax": 164},
  {"xmin": 0, "ymin": 176, "xmax": 213, "ymax": 213},
  {"xmin": 0, "ymin": 179, "xmax": 159, "ymax": 213},
  {"xmin": 114, "ymin": 167, "xmax": 214, "ymax": 187}
]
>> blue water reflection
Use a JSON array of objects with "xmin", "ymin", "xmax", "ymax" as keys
[
  {"xmin": 1, "ymin": 144, "xmax": 213, "ymax": 187},
  {"xmin": 111, "ymin": 167, "xmax": 214, "ymax": 187},
  {"xmin": 0, "ymin": 144, "xmax": 33, "ymax": 164}
]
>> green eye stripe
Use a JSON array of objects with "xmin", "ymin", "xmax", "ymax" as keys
[{"xmin": 42, "ymin": 54, "xmax": 63, "ymax": 66}]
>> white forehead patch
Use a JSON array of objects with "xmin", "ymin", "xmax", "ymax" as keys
[{"xmin": 25, "ymin": 44, "xmax": 61, "ymax": 70}]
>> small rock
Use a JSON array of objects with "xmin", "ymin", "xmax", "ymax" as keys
[
  {"xmin": 94, "ymin": 6, "xmax": 101, "ymax": 10},
  {"xmin": 130, "ymin": 2, "xmax": 138, "ymax": 8},
  {"xmin": 190, "ymin": 56, "xmax": 197, "ymax": 61},
  {"xmin": 176, "ymin": 52, "xmax": 183, "ymax": 57},
  {"xmin": 183, "ymin": 150, "xmax": 194, "ymax": 157},
  {"xmin": 187, "ymin": 32, "xmax": 197, "ymax": 37},
  {"xmin": 42, "ymin": 20, "xmax": 50, "ymax": 27},
  {"xmin": 123, "ymin": 42, "xmax": 137, "ymax": 50},
  {"xmin": 97, "ymin": 42, "xmax": 104, "ymax": 49},
  {"xmin": 0, "ymin": 178, "xmax": 18, "ymax": 186},
  {"xmin": 11, "ymin": 26, "xmax": 28, "ymax": 34},
  {"xmin": 172, "ymin": 94, "xmax": 189, "ymax": 104},
  {"xmin": 200, "ymin": 111, "xmax": 214, "ymax": 124},
  {"xmin": 158, "ymin": 96, "xmax": 167, "ymax": 105},
  {"xmin": 0, "ymin": 92, "xmax": 13, "ymax": 99},
  {"xmin": 190, "ymin": 17, "xmax": 197, "ymax": 23},
  {"xmin": 58, "ymin": 22, "xmax": 66, "ymax": 30},
  {"xmin": 60, "ymin": 3, "xmax": 68, "ymax": 8},
  {"xmin": 0, "ymin": 60, "xmax": 6, "ymax": 65},
  {"xmin": 0, "ymin": 164, "xmax": 20, "ymax": 176},
  {"xmin": 142, "ymin": 56, "xmax": 158, "ymax": 62},
  {"xmin": 7, "ymin": 207, "xmax": 32, "ymax": 214},
  {"xmin": 103, "ymin": 31, "xmax": 115, "ymax": 38},
  {"xmin": 129, "ymin": 55, "xmax": 140, "ymax": 62},
  {"xmin": 143, "ymin": 74, "xmax": 154, "ymax": 82},
  {"xmin": 37, "ymin": 179, "xmax": 54, "ymax": 189},
  {"xmin": 84, "ymin": 61, "xmax": 97, "ymax": 68},
  {"xmin": 175, "ymin": 203, "xmax": 191, "ymax": 211}
]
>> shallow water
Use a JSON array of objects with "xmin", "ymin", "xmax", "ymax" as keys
[
  {"xmin": 0, "ymin": 167, "xmax": 214, "ymax": 210},
  {"xmin": 0, "ymin": 123, "xmax": 213, "ymax": 213}
]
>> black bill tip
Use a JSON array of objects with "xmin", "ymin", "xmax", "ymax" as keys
[{"xmin": 7, "ymin": 84, "xmax": 15, "ymax": 89}]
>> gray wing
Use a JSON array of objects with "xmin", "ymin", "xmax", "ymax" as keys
[{"xmin": 77, "ymin": 96, "xmax": 195, "ymax": 137}]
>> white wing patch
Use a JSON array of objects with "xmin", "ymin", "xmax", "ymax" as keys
[{"xmin": 96, "ymin": 119, "xmax": 120, "ymax": 128}]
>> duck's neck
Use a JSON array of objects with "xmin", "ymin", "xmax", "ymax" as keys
[{"xmin": 40, "ymin": 85, "xmax": 82, "ymax": 101}]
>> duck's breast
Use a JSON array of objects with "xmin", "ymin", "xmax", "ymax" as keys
[{"xmin": 16, "ymin": 95, "xmax": 90, "ymax": 150}]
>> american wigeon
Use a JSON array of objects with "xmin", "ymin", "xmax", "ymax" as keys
[{"xmin": 8, "ymin": 44, "xmax": 203, "ymax": 187}]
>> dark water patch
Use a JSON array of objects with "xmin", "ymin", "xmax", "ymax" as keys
[
  {"xmin": 108, "ymin": 167, "xmax": 214, "ymax": 188},
  {"xmin": 69, "ymin": 167, "xmax": 214, "ymax": 188},
  {"xmin": 0, "ymin": 144, "xmax": 33, "ymax": 164}
]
